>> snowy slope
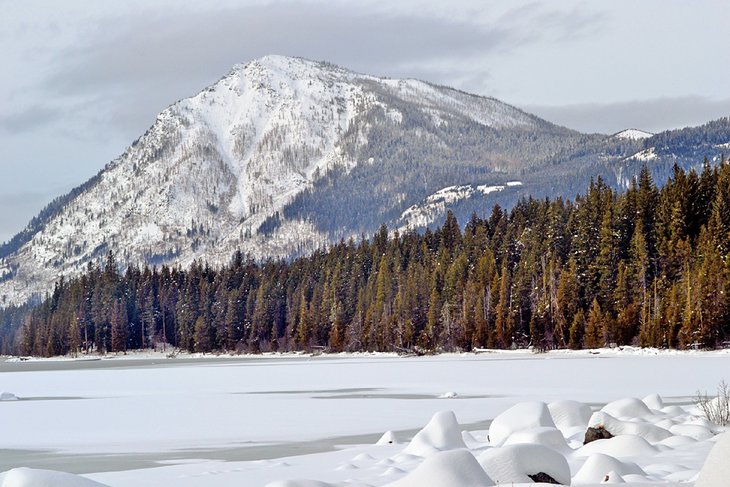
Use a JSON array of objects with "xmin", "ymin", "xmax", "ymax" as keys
[{"xmin": 0, "ymin": 56, "xmax": 543, "ymax": 305}]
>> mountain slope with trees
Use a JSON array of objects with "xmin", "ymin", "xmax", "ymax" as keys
[{"xmin": 3, "ymin": 159, "xmax": 728, "ymax": 356}]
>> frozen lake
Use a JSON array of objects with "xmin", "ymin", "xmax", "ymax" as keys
[{"xmin": 0, "ymin": 349, "xmax": 727, "ymax": 486}]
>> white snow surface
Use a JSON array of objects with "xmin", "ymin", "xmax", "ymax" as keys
[
  {"xmin": 0, "ymin": 349, "xmax": 728, "ymax": 486},
  {"xmin": 0, "ymin": 55, "xmax": 537, "ymax": 305}
]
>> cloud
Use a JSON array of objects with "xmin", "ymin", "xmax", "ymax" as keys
[
  {"xmin": 522, "ymin": 97, "xmax": 730, "ymax": 134},
  {"xmin": 0, "ymin": 106, "xmax": 64, "ymax": 134},
  {"xmin": 28, "ymin": 1, "xmax": 605, "ymax": 138}
]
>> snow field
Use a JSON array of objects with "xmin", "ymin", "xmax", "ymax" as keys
[{"xmin": 0, "ymin": 351, "xmax": 728, "ymax": 486}]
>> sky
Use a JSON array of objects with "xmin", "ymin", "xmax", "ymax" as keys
[{"xmin": 1, "ymin": 0, "xmax": 728, "ymax": 242}]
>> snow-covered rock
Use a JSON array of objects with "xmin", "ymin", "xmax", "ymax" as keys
[
  {"xmin": 402, "ymin": 411, "xmax": 467, "ymax": 456},
  {"xmin": 0, "ymin": 468, "xmax": 108, "ymax": 487},
  {"xmin": 0, "ymin": 392, "xmax": 18, "ymax": 401},
  {"xmin": 572, "ymin": 453, "xmax": 647, "ymax": 485},
  {"xmin": 477, "ymin": 443, "xmax": 571, "ymax": 485},
  {"xmin": 588, "ymin": 411, "xmax": 672, "ymax": 443},
  {"xmin": 386, "ymin": 450, "xmax": 494, "ymax": 487},
  {"xmin": 376, "ymin": 431, "xmax": 400, "ymax": 445},
  {"xmin": 503, "ymin": 426, "xmax": 570, "ymax": 452},
  {"xmin": 488, "ymin": 401, "xmax": 556, "ymax": 446}
]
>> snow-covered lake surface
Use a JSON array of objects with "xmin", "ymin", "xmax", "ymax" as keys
[{"xmin": 0, "ymin": 349, "xmax": 728, "ymax": 486}]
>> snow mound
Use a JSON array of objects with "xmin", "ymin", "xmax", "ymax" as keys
[
  {"xmin": 601, "ymin": 398, "xmax": 653, "ymax": 419},
  {"xmin": 503, "ymin": 426, "xmax": 570, "ymax": 452},
  {"xmin": 661, "ymin": 405, "xmax": 686, "ymax": 416},
  {"xmin": 402, "ymin": 411, "xmax": 467, "ymax": 456},
  {"xmin": 588, "ymin": 411, "xmax": 672, "ymax": 442},
  {"xmin": 695, "ymin": 431, "xmax": 730, "ymax": 487},
  {"xmin": 548, "ymin": 399, "xmax": 592, "ymax": 434},
  {"xmin": 658, "ymin": 435, "xmax": 697, "ymax": 447},
  {"xmin": 489, "ymin": 401, "xmax": 556, "ymax": 446},
  {"xmin": 438, "ymin": 391, "xmax": 457, "ymax": 399},
  {"xmin": 477, "ymin": 443, "xmax": 571, "ymax": 485},
  {"xmin": 669, "ymin": 423, "xmax": 714, "ymax": 441},
  {"xmin": 386, "ymin": 450, "xmax": 494, "ymax": 487},
  {"xmin": 0, "ymin": 392, "xmax": 18, "ymax": 401},
  {"xmin": 577, "ymin": 434, "xmax": 658, "ymax": 458},
  {"xmin": 572, "ymin": 453, "xmax": 646, "ymax": 485},
  {"xmin": 376, "ymin": 431, "xmax": 400, "ymax": 445},
  {"xmin": 0, "ymin": 468, "xmax": 109, "ymax": 487},
  {"xmin": 642, "ymin": 393, "xmax": 664, "ymax": 410}
]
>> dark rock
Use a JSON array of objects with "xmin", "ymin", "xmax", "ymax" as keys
[
  {"xmin": 584, "ymin": 425, "xmax": 613, "ymax": 444},
  {"xmin": 528, "ymin": 472, "xmax": 560, "ymax": 484}
]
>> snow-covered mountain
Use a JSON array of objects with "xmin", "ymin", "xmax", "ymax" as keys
[
  {"xmin": 0, "ymin": 56, "xmax": 560, "ymax": 304},
  {"xmin": 1, "ymin": 56, "xmax": 728, "ymax": 305}
]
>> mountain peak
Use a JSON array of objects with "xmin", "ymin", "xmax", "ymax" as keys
[{"xmin": 613, "ymin": 128, "xmax": 653, "ymax": 140}]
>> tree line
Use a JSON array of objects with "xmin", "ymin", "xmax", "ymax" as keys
[{"xmin": 7, "ymin": 159, "xmax": 730, "ymax": 356}]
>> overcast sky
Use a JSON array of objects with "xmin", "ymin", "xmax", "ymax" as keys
[{"xmin": 1, "ymin": 0, "xmax": 728, "ymax": 242}]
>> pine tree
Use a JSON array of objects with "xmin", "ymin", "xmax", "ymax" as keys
[
  {"xmin": 584, "ymin": 298, "xmax": 604, "ymax": 349},
  {"xmin": 110, "ymin": 299, "xmax": 128, "ymax": 353},
  {"xmin": 568, "ymin": 309, "xmax": 586, "ymax": 350},
  {"xmin": 494, "ymin": 261, "xmax": 512, "ymax": 348}
]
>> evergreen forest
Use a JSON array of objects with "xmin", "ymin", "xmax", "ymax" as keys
[{"xmin": 3, "ymin": 159, "xmax": 730, "ymax": 357}]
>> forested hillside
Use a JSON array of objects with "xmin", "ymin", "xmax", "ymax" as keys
[{"xmin": 3, "ymin": 159, "xmax": 729, "ymax": 356}]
